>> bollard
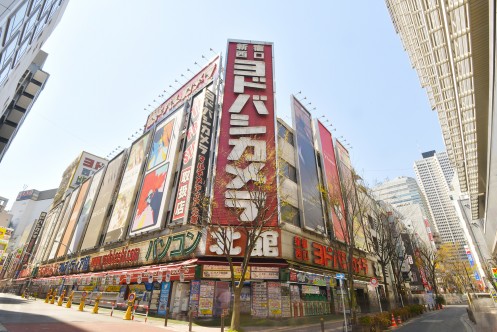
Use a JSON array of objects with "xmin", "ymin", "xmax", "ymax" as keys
[
  {"xmin": 66, "ymin": 291, "xmax": 74, "ymax": 308},
  {"xmin": 320, "ymin": 317, "xmax": 324, "ymax": 332},
  {"xmin": 110, "ymin": 301, "xmax": 116, "ymax": 317},
  {"xmin": 164, "ymin": 307, "xmax": 169, "ymax": 326},
  {"xmin": 132, "ymin": 304, "xmax": 137, "ymax": 320},
  {"xmin": 144, "ymin": 306, "xmax": 149, "ymax": 323},
  {"xmin": 78, "ymin": 293, "xmax": 87, "ymax": 312},
  {"xmin": 188, "ymin": 309, "xmax": 193, "ymax": 332},
  {"xmin": 221, "ymin": 312, "xmax": 225, "ymax": 332},
  {"xmin": 57, "ymin": 289, "xmax": 66, "ymax": 306},
  {"xmin": 45, "ymin": 289, "xmax": 52, "ymax": 303},
  {"xmin": 123, "ymin": 292, "xmax": 136, "ymax": 320},
  {"xmin": 92, "ymin": 293, "xmax": 102, "ymax": 314},
  {"xmin": 50, "ymin": 292, "xmax": 56, "ymax": 304}
]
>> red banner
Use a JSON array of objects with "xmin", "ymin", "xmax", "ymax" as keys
[{"xmin": 212, "ymin": 41, "xmax": 277, "ymax": 226}]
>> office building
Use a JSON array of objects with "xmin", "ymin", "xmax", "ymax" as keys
[{"xmin": 0, "ymin": 0, "xmax": 69, "ymax": 162}]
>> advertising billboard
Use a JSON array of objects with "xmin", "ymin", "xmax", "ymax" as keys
[
  {"xmin": 212, "ymin": 40, "xmax": 278, "ymax": 227},
  {"xmin": 0, "ymin": 227, "xmax": 12, "ymax": 240},
  {"xmin": 335, "ymin": 140, "xmax": 367, "ymax": 250},
  {"xmin": 129, "ymin": 108, "xmax": 184, "ymax": 236},
  {"xmin": 315, "ymin": 120, "xmax": 346, "ymax": 242},
  {"xmin": 291, "ymin": 96, "xmax": 325, "ymax": 233},
  {"xmin": 80, "ymin": 152, "xmax": 126, "ymax": 251},
  {"xmin": 56, "ymin": 179, "xmax": 91, "ymax": 258},
  {"xmin": 145, "ymin": 55, "xmax": 220, "ymax": 131},
  {"xmin": 41, "ymin": 202, "xmax": 67, "ymax": 263},
  {"xmin": 20, "ymin": 212, "xmax": 47, "ymax": 267},
  {"xmin": 32, "ymin": 204, "xmax": 62, "ymax": 264},
  {"xmin": 70, "ymin": 152, "xmax": 107, "ymax": 188},
  {"xmin": 104, "ymin": 132, "xmax": 151, "ymax": 243},
  {"xmin": 171, "ymin": 89, "xmax": 216, "ymax": 225},
  {"xmin": 48, "ymin": 187, "xmax": 80, "ymax": 260},
  {"xmin": 68, "ymin": 168, "xmax": 105, "ymax": 254}
]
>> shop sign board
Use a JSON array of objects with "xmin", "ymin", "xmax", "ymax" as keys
[
  {"xmin": 289, "ymin": 270, "xmax": 327, "ymax": 286},
  {"xmin": 212, "ymin": 40, "xmax": 278, "ymax": 228},
  {"xmin": 202, "ymin": 265, "xmax": 250, "ymax": 280},
  {"xmin": 251, "ymin": 266, "xmax": 279, "ymax": 280},
  {"xmin": 145, "ymin": 230, "xmax": 203, "ymax": 262},
  {"xmin": 283, "ymin": 232, "xmax": 371, "ymax": 277},
  {"xmin": 90, "ymin": 247, "xmax": 140, "ymax": 270},
  {"xmin": 206, "ymin": 228, "xmax": 280, "ymax": 258}
]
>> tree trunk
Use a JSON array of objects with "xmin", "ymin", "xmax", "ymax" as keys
[
  {"xmin": 347, "ymin": 247, "xmax": 357, "ymax": 323},
  {"xmin": 381, "ymin": 264, "xmax": 390, "ymax": 310},
  {"xmin": 231, "ymin": 285, "xmax": 242, "ymax": 331}
]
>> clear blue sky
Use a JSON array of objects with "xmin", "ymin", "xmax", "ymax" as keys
[{"xmin": 0, "ymin": 0, "xmax": 445, "ymax": 209}]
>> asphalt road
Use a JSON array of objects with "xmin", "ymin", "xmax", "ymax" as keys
[{"xmin": 396, "ymin": 305, "xmax": 479, "ymax": 332}]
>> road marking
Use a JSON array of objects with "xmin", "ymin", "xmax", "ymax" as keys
[{"xmin": 421, "ymin": 319, "xmax": 443, "ymax": 323}]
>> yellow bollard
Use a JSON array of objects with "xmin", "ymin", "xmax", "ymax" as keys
[
  {"xmin": 57, "ymin": 289, "xmax": 66, "ymax": 306},
  {"xmin": 50, "ymin": 291, "xmax": 56, "ymax": 304},
  {"xmin": 66, "ymin": 291, "xmax": 74, "ymax": 308},
  {"xmin": 78, "ymin": 292, "xmax": 88, "ymax": 312},
  {"xmin": 45, "ymin": 289, "xmax": 52, "ymax": 303},
  {"xmin": 92, "ymin": 292, "xmax": 102, "ymax": 314},
  {"xmin": 123, "ymin": 292, "xmax": 136, "ymax": 320}
]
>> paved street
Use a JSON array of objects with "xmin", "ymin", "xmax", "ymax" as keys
[
  {"xmin": 0, "ymin": 293, "xmax": 219, "ymax": 332},
  {"xmin": 395, "ymin": 305, "xmax": 486, "ymax": 332}
]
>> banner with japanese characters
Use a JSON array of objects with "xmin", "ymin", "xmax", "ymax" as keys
[
  {"xmin": 105, "ymin": 133, "xmax": 151, "ymax": 243},
  {"xmin": 80, "ymin": 152, "xmax": 126, "ymax": 251},
  {"xmin": 212, "ymin": 40, "xmax": 278, "ymax": 227},
  {"xmin": 129, "ymin": 108, "xmax": 184, "ymax": 236},
  {"xmin": 171, "ymin": 88, "xmax": 216, "ymax": 225}
]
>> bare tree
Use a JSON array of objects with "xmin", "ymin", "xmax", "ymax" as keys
[
  {"xmin": 204, "ymin": 139, "xmax": 280, "ymax": 331},
  {"xmin": 414, "ymin": 241, "xmax": 442, "ymax": 298}
]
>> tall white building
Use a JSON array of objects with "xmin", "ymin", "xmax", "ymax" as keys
[
  {"xmin": 414, "ymin": 151, "xmax": 468, "ymax": 253},
  {"xmin": 0, "ymin": 0, "xmax": 69, "ymax": 162},
  {"xmin": 373, "ymin": 176, "xmax": 435, "ymax": 248}
]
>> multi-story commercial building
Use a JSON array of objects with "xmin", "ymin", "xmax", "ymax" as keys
[
  {"xmin": 385, "ymin": 0, "xmax": 497, "ymax": 261},
  {"xmin": 8, "ymin": 188, "xmax": 55, "ymax": 250},
  {"xmin": 414, "ymin": 151, "xmax": 468, "ymax": 255},
  {"xmin": 1, "ymin": 40, "xmax": 393, "ymax": 317},
  {"xmin": 373, "ymin": 176, "xmax": 435, "ymax": 248},
  {"xmin": 0, "ymin": 0, "xmax": 69, "ymax": 162}
]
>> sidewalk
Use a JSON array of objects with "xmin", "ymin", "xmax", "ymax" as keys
[{"xmin": 469, "ymin": 298, "xmax": 497, "ymax": 332}]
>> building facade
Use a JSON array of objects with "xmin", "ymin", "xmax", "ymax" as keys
[
  {"xmin": 2, "ymin": 40, "xmax": 399, "ymax": 317},
  {"xmin": 0, "ymin": 0, "xmax": 69, "ymax": 162}
]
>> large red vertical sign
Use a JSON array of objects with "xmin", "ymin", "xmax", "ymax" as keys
[
  {"xmin": 212, "ymin": 40, "xmax": 277, "ymax": 226},
  {"xmin": 316, "ymin": 121, "xmax": 347, "ymax": 242}
]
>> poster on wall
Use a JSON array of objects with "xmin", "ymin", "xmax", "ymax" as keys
[
  {"xmin": 157, "ymin": 281, "xmax": 171, "ymax": 316},
  {"xmin": 212, "ymin": 41, "xmax": 278, "ymax": 227},
  {"xmin": 48, "ymin": 187, "xmax": 80, "ymax": 260},
  {"xmin": 80, "ymin": 153, "xmax": 125, "ymax": 251},
  {"xmin": 171, "ymin": 89, "xmax": 216, "ymax": 226},
  {"xmin": 105, "ymin": 132, "xmax": 151, "ymax": 243},
  {"xmin": 251, "ymin": 282, "xmax": 268, "ymax": 318},
  {"xmin": 129, "ymin": 109, "xmax": 183, "ymax": 236},
  {"xmin": 189, "ymin": 280, "xmax": 200, "ymax": 318},
  {"xmin": 214, "ymin": 281, "xmax": 231, "ymax": 317},
  {"xmin": 32, "ymin": 204, "xmax": 62, "ymax": 264},
  {"xmin": 199, "ymin": 280, "xmax": 215, "ymax": 317},
  {"xmin": 292, "ymin": 96, "xmax": 326, "ymax": 233},
  {"xmin": 68, "ymin": 168, "xmax": 105, "ymax": 254},
  {"xmin": 281, "ymin": 283, "xmax": 291, "ymax": 318},
  {"xmin": 267, "ymin": 281, "xmax": 282, "ymax": 318},
  {"xmin": 57, "ymin": 179, "xmax": 91, "ymax": 258},
  {"xmin": 315, "ymin": 120, "xmax": 347, "ymax": 242}
]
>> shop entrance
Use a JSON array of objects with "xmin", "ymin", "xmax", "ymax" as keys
[{"xmin": 355, "ymin": 288, "xmax": 370, "ymax": 313}]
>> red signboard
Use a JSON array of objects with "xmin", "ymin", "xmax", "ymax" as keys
[
  {"xmin": 212, "ymin": 40, "xmax": 277, "ymax": 226},
  {"xmin": 89, "ymin": 247, "xmax": 140, "ymax": 271},
  {"xmin": 316, "ymin": 120, "xmax": 347, "ymax": 242},
  {"xmin": 145, "ymin": 56, "xmax": 220, "ymax": 130},
  {"xmin": 206, "ymin": 228, "xmax": 280, "ymax": 258}
]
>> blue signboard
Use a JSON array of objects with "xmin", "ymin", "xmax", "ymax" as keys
[
  {"xmin": 474, "ymin": 271, "xmax": 481, "ymax": 281},
  {"xmin": 466, "ymin": 253, "xmax": 475, "ymax": 267},
  {"xmin": 158, "ymin": 281, "xmax": 171, "ymax": 316},
  {"xmin": 336, "ymin": 273, "xmax": 345, "ymax": 280}
]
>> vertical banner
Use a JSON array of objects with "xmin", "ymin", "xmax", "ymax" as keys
[
  {"xmin": 104, "ymin": 132, "xmax": 151, "ymax": 243},
  {"xmin": 335, "ymin": 140, "xmax": 367, "ymax": 249},
  {"xmin": 212, "ymin": 40, "xmax": 278, "ymax": 227},
  {"xmin": 32, "ymin": 204, "xmax": 62, "ymax": 264},
  {"xmin": 158, "ymin": 281, "xmax": 171, "ymax": 316},
  {"xmin": 57, "ymin": 179, "xmax": 91, "ymax": 258},
  {"xmin": 48, "ymin": 187, "xmax": 80, "ymax": 260},
  {"xmin": 20, "ymin": 212, "xmax": 47, "ymax": 267},
  {"xmin": 68, "ymin": 168, "xmax": 105, "ymax": 254},
  {"xmin": 80, "ymin": 153, "xmax": 125, "ymax": 251},
  {"xmin": 129, "ymin": 108, "xmax": 184, "ymax": 236},
  {"xmin": 172, "ymin": 89, "xmax": 216, "ymax": 225},
  {"xmin": 315, "ymin": 120, "xmax": 347, "ymax": 242},
  {"xmin": 292, "ymin": 97, "xmax": 325, "ymax": 233}
]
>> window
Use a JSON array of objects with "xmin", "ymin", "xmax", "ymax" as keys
[
  {"xmin": 281, "ymin": 204, "xmax": 300, "ymax": 227},
  {"xmin": 0, "ymin": 33, "xmax": 20, "ymax": 68},
  {"xmin": 23, "ymin": 6, "xmax": 41, "ymax": 39},
  {"xmin": 280, "ymin": 160, "xmax": 297, "ymax": 182},
  {"xmin": 0, "ymin": 62, "xmax": 11, "ymax": 85},
  {"xmin": 5, "ymin": 1, "xmax": 29, "ymax": 42},
  {"xmin": 278, "ymin": 123, "xmax": 294, "ymax": 146}
]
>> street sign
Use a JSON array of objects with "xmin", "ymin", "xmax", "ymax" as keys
[
  {"xmin": 336, "ymin": 273, "xmax": 345, "ymax": 280},
  {"xmin": 128, "ymin": 293, "xmax": 136, "ymax": 302},
  {"xmin": 370, "ymin": 277, "xmax": 379, "ymax": 287},
  {"xmin": 81, "ymin": 291, "xmax": 87, "ymax": 298},
  {"xmin": 492, "ymin": 267, "xmax": 497, "ymax": 279}
]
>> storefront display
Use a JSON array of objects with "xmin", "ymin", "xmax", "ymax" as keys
[
  {"xmin": 267, "ymin": 281, "xmax": 282, "ymax": 318},
  {"xmin": 189, "ymin": 281, "xmax": 200, "ymax": 318},
  {"xmin": 199, "ymin": 280, "xmax": 214, "ymax": 317},
  {"xmin": 251, "ymin": 282, "xmax": 268, "ymax": 318},
  {"xmin": 281, "ymin": 283, "xmax": 291, "ymax": 317}
]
